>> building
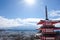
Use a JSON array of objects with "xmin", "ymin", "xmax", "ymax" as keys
[{"xmin": 36, "ymin": 6, "xmax": 60, "ymax": 40}]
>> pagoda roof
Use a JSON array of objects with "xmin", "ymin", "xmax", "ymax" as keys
[{"xmin": 37, "ymin": 20, "xmax": 60, "ymax": 25}]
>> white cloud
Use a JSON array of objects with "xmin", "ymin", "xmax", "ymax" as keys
[
  {"xmin": 0, "ymin": 16, "xmax": 60, "ymax": 29},
  {"xmin": 0, "ymin": 16, "xmax": 43, "ymax": 28},
  {"xmin": 55, "ymin": 23, "xmax": 60, "ymax": 27},
  {"xmin": 49, "ymin": 10, "xmax": 60, "ymax": 17},
  {"xmin": 51, "ymin": 18, "xmax": 60, "ymax": 27}
]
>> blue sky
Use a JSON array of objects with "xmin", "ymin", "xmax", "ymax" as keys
[
  {"xmin": 0, "ymin": 0, "xmax": 44, "ymax": 18},
  {"xmin": 0, "ymin": 0, "xmax": 60, "ymax": 29},
  {"xmin": 0, "ymin": 0, "xmax": 60, "ymax": 18}
]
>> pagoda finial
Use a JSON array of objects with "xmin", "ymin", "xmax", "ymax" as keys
[{"xmin": 45, "ymin": 6, "xmax": 48, "ymax": 20}]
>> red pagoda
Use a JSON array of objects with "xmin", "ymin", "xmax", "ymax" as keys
[{"xmin": 36, "ymin": 6, "xmax": 60, "ymax": 40}]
